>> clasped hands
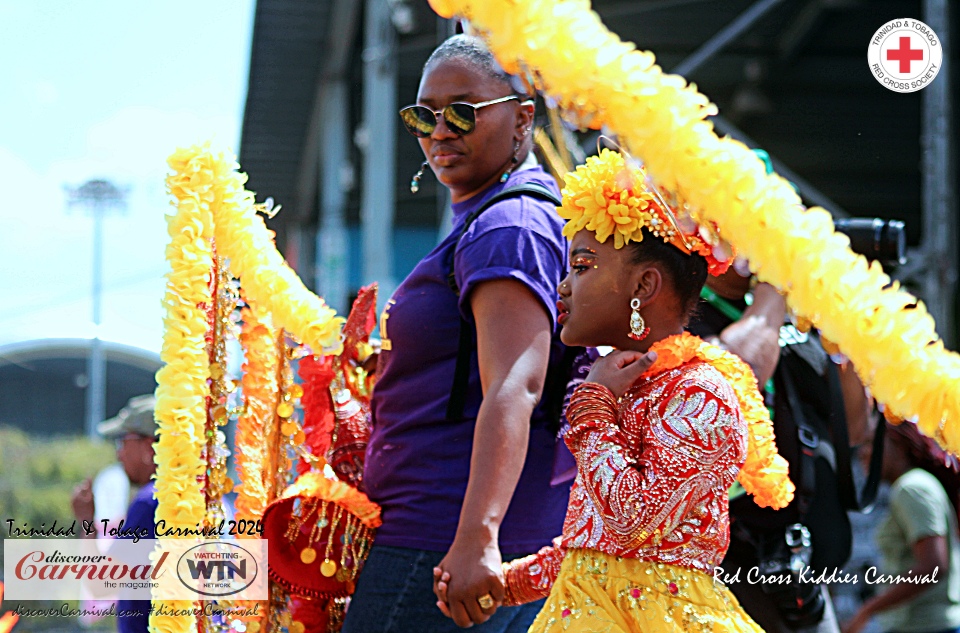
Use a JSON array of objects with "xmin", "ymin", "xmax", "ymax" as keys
[{"xmin": 432, "ymin": 538, "xmax": 505, "ymax": 628}]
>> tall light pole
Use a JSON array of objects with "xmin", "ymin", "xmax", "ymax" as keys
[{"xmin": 65, "ymin": 179, "xmax": 128, "ymax": 438}]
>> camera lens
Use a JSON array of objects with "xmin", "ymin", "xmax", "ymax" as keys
[
  {"xmin": 834, "ymin": 218, "xmax": 906, "ymax": 266},
  {"xmin": 781, "ymin": 584, "xmax": 826, "ymax": 628}
]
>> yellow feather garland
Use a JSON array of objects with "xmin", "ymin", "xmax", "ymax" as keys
[
  {"xmin": 429, "ymin": 0, "xmax": 960, "ymax": 451},
  {"xmin": 168, "ymin": 143, "xmax": 345, "ymax": 356},
  {"xmin": 153, "ymin": 159, "xmax": 215, "ymax": 633}
]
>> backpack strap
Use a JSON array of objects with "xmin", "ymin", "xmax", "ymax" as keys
[
  {"xmin": 827, "ymin": 361, "xmax": 885, "ymax": 512},
  {"xmin": 444, "ymin": 183, "xmax": 562, "ymax": 421},
  {"xmin": 779, "ymin": 350, "xmax": 885, "ymax": 520},
  {"xmin": 445, "ymin": 183, "xmax": 562, "ymax": 296},
  {"xmin": 778, "ymin": 358, "xmax": 820, "ymax": 523}
]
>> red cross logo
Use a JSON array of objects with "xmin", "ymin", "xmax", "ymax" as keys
[{"xmin": 887, "ymin": 36, "xmax": 924, "ymax": 73}]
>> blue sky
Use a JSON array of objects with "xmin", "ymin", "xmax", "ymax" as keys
[{"xmin": 0, "ymin": 0, "xmax": 255, "ymax": 353}]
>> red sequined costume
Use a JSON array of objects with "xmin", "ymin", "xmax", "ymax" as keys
[{"xmin": 503, "ymin": 356, "xmax": 762, "ymax": 632}]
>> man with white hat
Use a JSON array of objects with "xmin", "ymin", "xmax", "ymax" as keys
[{"xmin": 71, "ymin": 394, "xmax": 158, "ymax": 633}]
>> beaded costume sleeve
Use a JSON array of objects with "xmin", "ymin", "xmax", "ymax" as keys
[
  {"xmin": 564, "ymin": 365, "xmax": 746, "ymax": 572},
  {"xmin": 502, "ymin": 363, "xmax": 747, "ymax": 604},
  {"xmin": 563, "ymin": 381, "xmax": 649, "ymax": 549},
  {"xmin": 501, "ymin": 383, "xmax": 619, "ymax": 606},
  {"xmin": 502, "ymin": 536, "xmax": 566, "ymax": 606}
]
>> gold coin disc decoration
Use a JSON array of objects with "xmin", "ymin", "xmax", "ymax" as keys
[
  {"xmin": 320, "ymin": 558, "xmax": 337, "ymax": 577},
  {"xmin": 300, "ymin": 547, "xmax": 317, "ymax": 564}
]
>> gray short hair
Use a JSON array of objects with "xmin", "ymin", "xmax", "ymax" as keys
[{"xmin": 424, "ymin": 34, "xmax": 532, "ymax": 98}]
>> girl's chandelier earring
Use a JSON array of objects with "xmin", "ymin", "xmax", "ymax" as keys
[{"xmin": 628, "ymin": 298, "xmax": 650, "ymax": 341}]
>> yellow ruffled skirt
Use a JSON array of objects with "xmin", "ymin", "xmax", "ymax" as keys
[{"xmin": 528, "ymin": 549, "xmax": 763, "ymax": 633}]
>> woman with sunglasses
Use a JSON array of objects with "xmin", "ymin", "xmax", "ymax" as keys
[{"xmin": 341, "ymin": 35, "xmax": 573, "ymax": 632}]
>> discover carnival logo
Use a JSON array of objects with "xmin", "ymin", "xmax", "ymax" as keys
[
  {"xmin": 3, "ymin": 538, "xmax": 267, "ymax": 601},
  {"xmin": 868, "ymin": 18, "xmax": 942, "ymax": 93}
]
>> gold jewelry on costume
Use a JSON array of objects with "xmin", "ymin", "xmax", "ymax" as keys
[
  {"xmin": 320, "ymin": 505, "xmax": 344, "ymax": 577},
  {"xmin": 300, "ymin": 547, "xmax": 317, "ymax": 564},
  {"xmin": 284, "ymin": 497, "xmax": 318, "ymax": 541}
]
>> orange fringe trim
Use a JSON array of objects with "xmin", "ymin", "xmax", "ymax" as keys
[{"xmin": 281, "ymin": 471, "xmax": 382, "ymax": 530}]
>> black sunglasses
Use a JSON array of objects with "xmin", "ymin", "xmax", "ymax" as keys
[{"xmin": 398, "ymin": 95, "xmax": 532, "ymax": 138}]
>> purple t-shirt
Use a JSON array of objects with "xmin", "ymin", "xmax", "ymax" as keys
[{"xmin": 365, "ymin": 166, "xmax": 572, "ymax": 555}]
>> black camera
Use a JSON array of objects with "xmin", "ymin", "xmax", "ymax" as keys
[
  {"xmin": 757, "ymin": 524, "xmax": 827, "ymax": 629},
  {"xmin": 834, "ymin": 218, "xmax": 906, "ymax": 267}
]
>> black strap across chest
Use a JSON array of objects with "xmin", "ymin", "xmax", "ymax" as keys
[{"xmin": 445, "ymin": 183, "xmax": 562, "ymax": 421}]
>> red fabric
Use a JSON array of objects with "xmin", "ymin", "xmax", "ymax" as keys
[
  {"xmin": 298, "ymin": 355, "xmax": 336, "ymax": 474},
  {"xmin": 504, "ymin": 359, "xmax": 748, "ymax": 605},
  {"xmin": 288, "ymin": 595, "xmax": 330, "ymax": 631},
  {"xmin": 297, "ymin": 283, "xmax": 377, "ymax": 477},
  {"xmin": 262, "ymin": 495, "xmax": 355, "ymax": 600},
  {"xmin": 342, "ymin": 284, "xmax": 378, "ymax": 360}
]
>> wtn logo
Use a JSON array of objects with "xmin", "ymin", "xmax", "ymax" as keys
[
  {"xmin": 185, "ymin": 560, "xmax": 247, "ymax": 581},
  {"xmin": 176, "ymin": 542, "xmax": 261, "ymax": 597}
]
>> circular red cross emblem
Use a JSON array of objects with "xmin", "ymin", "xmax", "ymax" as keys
[{"xmin": 868, "ymin": 18, "xmax": 943, "ymax": 93}]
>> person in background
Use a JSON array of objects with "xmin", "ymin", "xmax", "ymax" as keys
[
  {"xmin": 688, "ymin": 260, "xmax": 877, "ymax": 633},
  {"xmin": 77, "ymin": 461, "xmax": 131, "ymax": 629},
  {"xmin": 71, "ymin": 395, "xmax": 158, "ymax": 633},
  {"xmin": 843, "ymin": 421, "xmax": 960, "ymax": 633},
  {"xmin": 342, "ymin": 34, "xmax": 573, "ymax": 632},
  {"xmin": 688, "ymin": 149, "xmax": 878, "ymax": 633}
]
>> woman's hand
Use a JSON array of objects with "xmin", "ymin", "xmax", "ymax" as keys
[
  {"xmin": 584, "ymin": 350, "xmax": 657, "ymax": 399},
  {"xmin": 432, "ymin": 536, "xmax": 504, "ymax": 627},
  {"xmin": 431, "ymin": 278, "xmax": 550, "ymax": 627}
]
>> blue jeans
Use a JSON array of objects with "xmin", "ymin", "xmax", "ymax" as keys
[{"xmin": 342, "ymin": 544, "xmax": 544, "ymax": 633}]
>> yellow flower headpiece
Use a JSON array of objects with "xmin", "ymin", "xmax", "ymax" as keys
[{"xmin": 559, "ymin": 149, "xmax": 734, "ymax": 276}]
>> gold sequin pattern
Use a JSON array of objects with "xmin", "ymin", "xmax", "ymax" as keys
[
  {"xmin": 528, "ymin": 549, "xmax": 763, "ymax": 632},
  {"xmin": 504, "ymin": 359, "xmax": 752, "ymax": 616}
]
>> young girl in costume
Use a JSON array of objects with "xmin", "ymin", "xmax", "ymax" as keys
[{"xmin": 436, "ymin": 148, "xmax": 795, "ymax": 631}]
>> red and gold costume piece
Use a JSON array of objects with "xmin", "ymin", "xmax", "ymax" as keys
[{"xmin": 504, "ymin": 336, "xmax": 764, "ymax": 631}]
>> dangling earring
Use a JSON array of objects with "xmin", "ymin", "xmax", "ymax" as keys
[
  {"xmin": 410, "ymin": 161, "xmax": 429, "ymax": 194},
  {"xmin": 628, "ymin": 298, "xmax": 649, "ymax": 341},
  {"xmin": 500, "ymin": 139, "xmax": 521, "ymax": 183}
]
